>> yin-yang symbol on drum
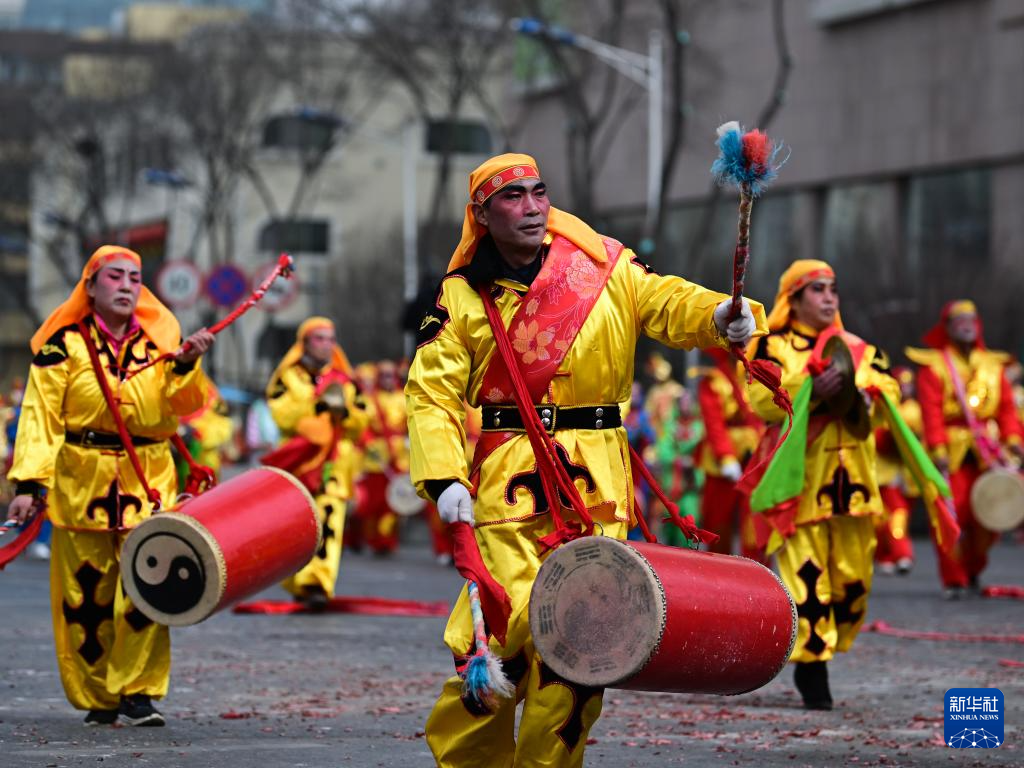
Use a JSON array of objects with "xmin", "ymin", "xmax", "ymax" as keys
[{"xmin": 130, "ymin": 532, "xmax": 206, "ymax": 614}]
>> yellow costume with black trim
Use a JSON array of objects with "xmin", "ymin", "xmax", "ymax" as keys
[
  {"xmin": 408, "ymin": 153, "xmax": 767, "ymax": 768},
  {"xmin": 749, "ymin": 261, "xmax": 898, "ymax": 664},
  {"xmin": 8, "ymin": 246, "xmax": 208, "ymax": 712},
  {"xmin": 266, "ymin": 318, "xmax": 366, "ymax": 599}
]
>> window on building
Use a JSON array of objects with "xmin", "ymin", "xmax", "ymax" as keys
[
  {"xmin": 425, "ymin": 119, "xmax": 492, "ymax": 155},
  {"xmin": 263, "ymin": 113, "xmax": 339, "ymax": 153},
  {"xmin": 259, "ymin": 219, "xmax": 329, "ymax": 254}
]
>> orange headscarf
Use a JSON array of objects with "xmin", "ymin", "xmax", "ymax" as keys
[
  {"xmin": 267, "ymin": 316, "xmax": 353, "ymax": 391},
  {"xmin": 30, "ymin": 245, "xmax": 181, "ymax": 355},
  {"xmin": 748, "ymin": 259, "xmax": 841, "ymax": 357},
  {"xmin": 447, "ymin": 152, "xmax": 610, "ymax": 273}
]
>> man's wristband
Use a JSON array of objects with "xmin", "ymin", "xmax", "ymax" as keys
[
  {"xmin": 424, "ymin": 479, "xmax": 455, "ymax": 502},
  {"xmin": 15, "ymin": 481, "xmax": 46, "ymax": 499}
]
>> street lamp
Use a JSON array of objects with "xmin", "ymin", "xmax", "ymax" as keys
[{"xmin": 511, "ymin": 17, "xmax": 663, "ymax": 246}]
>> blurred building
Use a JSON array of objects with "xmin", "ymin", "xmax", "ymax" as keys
[
  {"xmin": 23, "ymin": 6, "xmax": 496, "ymax": 390},
  {"xmin": 512, "ymin": 0, "xmax": 1024, "ymax": 361},
  {"xmin": 16, "ymin": 0, "xmax": 272, "ymax": 33}
]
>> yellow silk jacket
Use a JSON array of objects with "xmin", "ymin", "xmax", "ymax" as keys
[
  {"xmin": 905, "ymin": 346, "xmax": 1023, "ymax": 473},
  {"xmin": 407, "ymin": 249, "xmax": 767, "ymax": 528},
  {"xmin": 266, "ymin": 362, "xmax": 367, "ymax": 444},
  {"xmin": 361, "ymin": 390, "xmax": 409, "ymax": 474},
  {"xmin": 8, "ymin": 317, "xmax": 208, "ymax": 530},
  {"xmin": 266, "ymin": 361, "xmax": 368, "ymax": 497},
  {"xmin": 750, "ymin": 320, "xmax": 899, "ymax": 525}
]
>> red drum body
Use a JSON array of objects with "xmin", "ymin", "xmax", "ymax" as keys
[
  {"xmin": 122, "ymin": 467, "xmax": 320, "ymax": 626},
  {"xmin": 529, "ymin": 537, "xmax": 796, "ymax": 695}
]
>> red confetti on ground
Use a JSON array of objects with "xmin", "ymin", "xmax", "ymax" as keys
[
  {"xmin": 998, "ymin": 658, "xmax": 1024, "ymax": 667},
  {"xmin": 219, "ymin": 711, "xmax": 254, "ymax": 719}
]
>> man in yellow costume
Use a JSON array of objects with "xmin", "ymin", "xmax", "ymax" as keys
[
  {"xmin": 265, "ymin": 317, "xmax": 366, "ymax": 609},
  {"xmin": 747, "ymin": 260, "xmax": 900, "ymax": 711},
  {"xmin": 357, "ymin": 360, "xmax": 410, "ymax": 555},
  {"xmin": 406, "ymin": 153, "xmax": 765, "ymax": 767},
  {"xmin": 906, "ymin": 300, "xmax": 1024, "ymax": 597},
  {"xmin": 6, "ymin": 246, "xmax": 213, "ymax": 726}
]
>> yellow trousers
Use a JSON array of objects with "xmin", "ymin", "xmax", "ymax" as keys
[
  {"xmin": 777, "ymin": 515, "xmax": 876, "ymax": 664},
  {"xmin": 281, "ymin": 492, "xmax": 346, "ymax": 598},
  {"xmin": 50, "ymin": 527, "xmax": 170, "ymax": 710},
  {"xmin": 427, "ymin": 516, "xmax": 628, "ymax": 767}
]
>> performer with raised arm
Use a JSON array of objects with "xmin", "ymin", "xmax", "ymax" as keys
[
  {"xmin": 906, "ymin": 300, "xmax": 1024, "ymax": 598},
  {"xmin": 747, "ymin": 260, "xmax": 900, "ymax": 711},
  {"xmin": 406, "ymin": 153, "xmax": 765, "ymax": 767},
  {"xmin": 264, "ymin": 318, "xmax": 366, "ymax": 609},
  {"xmin": 5, "ymin": 245, "xmax": 213, "ymax": 726}
]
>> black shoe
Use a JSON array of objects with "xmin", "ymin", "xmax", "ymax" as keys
[
  {"xmin": 84, "ymin": 708, "xmax": 118, "ymax": 726},
  {"xmin": 302, "ymin": 586, "xmax": 329, "ymax": 613},
  {"xmin": 794, "ymin": 661, "xmax": 833, "ymax": 710},
  {"xmin": 896, "ymin": 558, "xmax": 913, "ymax": 576},
  {"xmin": 119, "ymin": 694, "xmax": 165, "ymax": 727},
  {"xmin": 943, "ymin": 586, "xmax": 966, "ymax": 601}
]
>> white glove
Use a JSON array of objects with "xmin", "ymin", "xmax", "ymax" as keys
[
  {"xmin": 437, "ymin": 482, "xmax": 474, "ymax": 527},
  {"xmin": 713, "ymin": 297, "xmax": 757, "ymax": 345},
  {"xmin": 720, "ymin": 459, "xmax": 743, "ymax": 483}
]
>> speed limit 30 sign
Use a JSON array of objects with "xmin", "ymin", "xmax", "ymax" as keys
[{"xmin": 155, "ymin": 260, "xmax": 202, "ymax": 309}]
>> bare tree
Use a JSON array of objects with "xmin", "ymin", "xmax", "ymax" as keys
[
  {"xmin": 296, "ymin": 0, "xmax": 515, "ymax": 269},
  {"xmin": 686, "ymin": 0, "xmax": 793, "ymax": 279}
]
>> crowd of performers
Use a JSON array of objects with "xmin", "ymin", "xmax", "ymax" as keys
[{"xmin": 2, "ymin": 151, "xmax": 1023, "ymax": 768}]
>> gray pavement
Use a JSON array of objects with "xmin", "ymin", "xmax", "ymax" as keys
[{"xmin": 1, "ymin": 526, "xmax": 1021, "ymax": 767}]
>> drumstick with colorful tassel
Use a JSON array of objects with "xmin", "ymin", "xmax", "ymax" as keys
[
  {"xmin": 462, "ymin": 580, "xmax": 514, "ymax": 711},
  {"xmin": 710, "ymin": 121, "xmax": 795, "ymax": 481}
]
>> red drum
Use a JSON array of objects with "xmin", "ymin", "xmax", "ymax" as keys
[
  {"xmin": 121, "ymin": 467, "xmax": 320, "ymax": 627},
  {"xmin": 529, "ymin": 537, "xmax": 796, "ymax": 694}
]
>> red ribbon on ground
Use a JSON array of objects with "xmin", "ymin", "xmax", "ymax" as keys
[
  {"xmin": 982, "ymin": 585, "xmax": 1024, "ymax": 600},
  {"xmin": 232, "ymin": 595, "xmax": 450, "ymax": 618},
  {"xmin": 862, "ymin": 619, "xmax": 1024, "ymax": 645}
]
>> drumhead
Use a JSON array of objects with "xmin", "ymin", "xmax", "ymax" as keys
[
  {"xmin": 529, "ymin": 537, "xmax": 666, "ymax": 688},
  {"xmin": 121, "ymin": 512, "xmax": 225, "ymax": 627},
  {"xmin": 386, "ymin": 474, "xmax": 425, "ymax": 517},
  {"xmin": 971, "ymin": 468, "xmax": 1024, "ymax": 532}
]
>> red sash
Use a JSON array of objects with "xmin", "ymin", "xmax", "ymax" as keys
[{"xmin": 470, "ymin": 234, "xmax": 623, "ymax": 479}]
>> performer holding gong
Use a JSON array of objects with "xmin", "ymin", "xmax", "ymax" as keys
[
  {"xmin": 406, "ymin": 152, "xmax": 765, "ymax": 767},
  {"xmin": 748, "ymin": 260, "xmax": 900, "ymax": 711},
  {"xmin": 906, "ymin": 300, "xmax": 1024, "ymax": 598},
  {"xmin": 5, "ymin": 245, "xmax": 213, "ymax": 726}
]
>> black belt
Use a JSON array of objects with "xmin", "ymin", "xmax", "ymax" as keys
[
  {"xmin": 480, "ymin": 404, "xmax": 621, "ymax": 434},
  {"xmin": 65, "ymin": 430, "xmax": 163, "ymax": 449}
]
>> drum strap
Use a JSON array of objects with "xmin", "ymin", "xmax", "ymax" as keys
[
  {"xmin": 941, "ymin": 349, "xmax": 1003, "ymax": 468},
  {"xmin": 78, "ymin": 320, "xmax": 216, "ymax": 507},
  {"xmin": 78, "ymin": 319, "xmax": 164, "ymax": 510}
]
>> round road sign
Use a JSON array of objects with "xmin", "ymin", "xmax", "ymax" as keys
[
  {"xmin": 205, "ymin": 264, "xmax": 249, "ymax": 308},
  {"xmin": 155, "ymin": 260, "xmax": 202, "ymax": 309},
  {"xmin": 252, "ymin": 260, "xmax": 300, "ymax": 313}
]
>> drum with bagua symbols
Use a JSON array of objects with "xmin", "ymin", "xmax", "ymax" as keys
[
  {"xmin": 529, "ymin": 536, "xmax": 796, "ymax": 694},
  {"xmin": 121, "ymin": 467, "xmax": 319, "ymax": 626}
]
